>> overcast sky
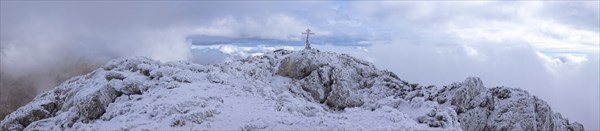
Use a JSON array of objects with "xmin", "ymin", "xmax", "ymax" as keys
[{"xmin": 1, "ymin": 1, "xmax": 598, "ymax": 129}]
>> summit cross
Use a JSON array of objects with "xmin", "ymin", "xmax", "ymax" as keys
[{"xmin": 302, "ymin": 28, "xmax": 315, "ymax": 50}]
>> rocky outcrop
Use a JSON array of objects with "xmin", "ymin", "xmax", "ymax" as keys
[
  {"xmin": 279, "ymin": 50, "xmax": 380, "ymax": 109},
  {"xmin": 399, "ymin": 77, "xmax": 585, "ymax": 131}
]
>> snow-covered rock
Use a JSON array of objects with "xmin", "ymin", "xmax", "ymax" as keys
[
  {"xmin": 421, "ymin": 77, "xmax": 585, "ymax": 131},
  {"xmin": 1, "ymin": 49, "xmax": 583, "ymax": 130}
]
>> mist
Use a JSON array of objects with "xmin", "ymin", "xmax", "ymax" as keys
[{"xmin": 0, "ymin": 1, "xmax": 196, "ymax": 119}]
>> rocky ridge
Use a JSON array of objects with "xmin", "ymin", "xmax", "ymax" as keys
[{"xmin": 0, "ymin": 49, "xmax": 583, "ymax": 130}]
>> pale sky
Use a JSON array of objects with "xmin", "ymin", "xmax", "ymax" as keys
[{"xmin": 1, "ymin": 1, "xmax": 598, "ymax": 129}]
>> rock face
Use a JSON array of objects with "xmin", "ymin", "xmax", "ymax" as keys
[
  {"xmin": 427, "ymin": 77, "xmax": 584, "ymax": 131},
  {"xmin": 0, "ymin": 49, "xmax": 584, "ymax": 130},
  {"xmin": 278, "ymin": 50, "xmax": 378, "ymax": 109}
]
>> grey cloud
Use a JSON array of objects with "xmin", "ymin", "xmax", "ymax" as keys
[{"xmin": 540, "ymin": 1, "xmax": 600, "ymax": 32}]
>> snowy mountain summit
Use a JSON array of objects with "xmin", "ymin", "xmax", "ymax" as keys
[{"xmin": 1, "ymin": 49, "xmax": 584, "ymax": 130}]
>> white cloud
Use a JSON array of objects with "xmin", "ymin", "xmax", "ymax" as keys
[{"xmin": 448, "ymin": 19, "xmax": 599, "ymax": 54}]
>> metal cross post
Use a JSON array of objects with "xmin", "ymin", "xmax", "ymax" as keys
[{"xmin": 302, "ymin": 28, "xmax": 315, "ymax": 50}]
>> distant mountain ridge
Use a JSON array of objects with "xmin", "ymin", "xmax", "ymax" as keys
[{"xmin": 0, "ymin": 49, "xmax": 583, "ymax": 130}]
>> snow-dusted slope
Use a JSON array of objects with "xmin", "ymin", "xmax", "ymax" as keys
[{"xmin": 0, "ymin": 49, "xmax": 583, "ymax": 130}]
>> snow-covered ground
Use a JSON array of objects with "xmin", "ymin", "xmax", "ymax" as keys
[{"xmin": 0, "ymin": 49, "xmax": 584, "ymax": 130}]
